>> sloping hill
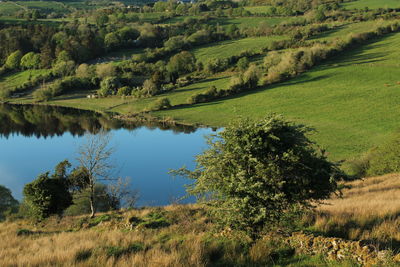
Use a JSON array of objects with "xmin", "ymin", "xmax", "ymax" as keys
[{"xmin": 155, "ymin": 32, "xmax": 400, "ymax": 160}]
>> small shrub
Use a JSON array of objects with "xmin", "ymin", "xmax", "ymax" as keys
[
  {"xmin": 139, "ymin": 211, "xmax": 170, "ymax": 229},
  {"xmin": 88, "ymin": 214, "xmax": 112, "ymax": 227},
  {"xmin": 16, "ymin": 229, "xmax": 34, "ymax": 236},
  {"xmin": 117, "ymin": 86, "xmax": 132, "ymax": 96},
  {"xmin": 151, "ymin": 97, "xmax": 172, "ymax": 110},
  {"xmin": 105, "ymin": 242, "xmax": 145, "ymax": 258},
  {"xmin": 74, "ymin": 249, "xmax": 92, "ymax": 262}
]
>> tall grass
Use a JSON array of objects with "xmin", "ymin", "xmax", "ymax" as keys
[{"xmin": 307, "ymin": 173, "xmax": 400, "ymax": 251}]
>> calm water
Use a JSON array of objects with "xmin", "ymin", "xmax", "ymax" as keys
[{"xmin": 0, "ymin": 104, "xmax": 213, "ymax": 206}]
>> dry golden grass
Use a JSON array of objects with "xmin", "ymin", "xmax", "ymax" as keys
[
  {"xmin": 310, "ymin": 173, "xmax": 400, "ymax": 249},
  {"xmin": 320, "ymin": 173, "xmax": 400, "ymax": 218},
  {"xmin": 0, "ymin": 204, "xmax": 262, "ymax": 267}
]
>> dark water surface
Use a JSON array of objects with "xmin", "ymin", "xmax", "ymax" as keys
[{"xmin": 0, "ymin": 104, "xmax": 213, "ymax": 206}]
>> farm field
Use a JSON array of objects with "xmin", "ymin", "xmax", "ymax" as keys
[
  {"xmin": 0, "ymin": 69, "xmax": 51, "ymax": 91},
  {"xmin": 191, "ymin": 36, "xmax": 288, "ymax": 63},
  {"xmin": 153, "ymin": 32, "xmax": 400, "ymax": 161},
  {"xmin": 213, "ymin": 16, "xmax": 292, "ymax": 29},
  {"xmin": 343, "ymin": 0, "xmax": 400, "ymax": 10},
  {"xmin": 312, "ymin": 20, "xmax": 398, "ymax": 41},
  {"xmin": 15, "ymin": 1, "xmax": 70, "ymax": 13},
  {"xmin": 0, "ymin": 2, "xmax": 23, "ymax": 16}
]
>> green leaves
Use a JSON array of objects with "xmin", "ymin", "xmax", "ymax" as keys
[{"xmin": 175, "ymin": 114, "xmax": 344, "ymax": 237}]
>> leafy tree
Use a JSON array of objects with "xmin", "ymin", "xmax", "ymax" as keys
[
  {"xmin": 98, "ymin": 77, "xmax": 120, "ymax": 97},
  {"xmin": 236, "ymin": 57, "xmax": 249, "ymax": 71},
  {"xmin": 52, "ymin": 60, "xmax": 76, "ymax": 77},
  {"xmin": 173, "ymin": 115, "xmax": 342, "ymax": 236},
  {"xmin": 167, "ymin": 51, "xmax": 196, "ymax": 75},
  {"xmin": 23, "ymin": 161, "xmax": 73, "ymax": 221},
  {"xmin": 104, "ymin": 32, "xmax": 121, "ymax": 50},
  {"xmin": 142, "ymin": 79, "xmax": 159, "ymax": 96},
  {"xmin": 0, "ymin": 185, "xmax": 19, "ymax": 221},
  {"xmin": 20, "ymin": 52, "xmax": 41, "ymax": 70},
  {"xmin": 151, "ymin": 97, "xmax": 172, "ymax": 110},
  {"xmin": 242, "ymin": 64, "xmax": 261, "ymax": 89},
  {"xmin": 96, "ymin": 63, "xmax": 117, "ymax": 79},
  {"xmin": 5, "ymin": 50, "xmax": 23, "ymax": 70}
]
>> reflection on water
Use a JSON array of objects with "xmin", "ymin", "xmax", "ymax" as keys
[
  {"xmin": 0, "ymin": 103, "xmax": 197, "ymax": 138},
  {"xmin": 0, "ymin": 104, "xmax": 212, "ymax": 206}
]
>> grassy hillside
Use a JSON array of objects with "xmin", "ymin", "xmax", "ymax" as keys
[
  {"xmin": 343, "ymin": 0, "xmax": 400, "ymax": 10},
  {"xmin": 191, "ymin": 36, "xmax": 288, "ymax": 63},
  {"xmin": 0, "ymin": 69, "xmax": 51, "ymax": 91},
  {"xmin": 1, "ymin": 173, "xmax": 400, "ymax": 266},
  {"xmin": 152, "ymin": 32, "xmax": 400, "ymax": 161},
  {"xmin": 0, "ymin": 2, "xmax": 23, "ymax": 16},
  {"xmin": 312, "ymin": 173, "xmax": 400, "ymax": 247}
]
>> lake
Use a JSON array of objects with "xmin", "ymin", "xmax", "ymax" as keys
[{"xmin": 0, "ymin": 104, "xmax": 214, "ymax": 206}]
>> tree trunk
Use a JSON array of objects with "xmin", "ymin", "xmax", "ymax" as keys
[{"xmin": 90, "ymin": 184, "xmax": 95, "ymax": 218}]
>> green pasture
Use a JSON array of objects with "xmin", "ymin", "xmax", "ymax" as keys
[
  {"xmin": 343, "ymin": 0, "xmax": 400, "ymax": 10},
  {"xmin": 192, "ymin": 36, "xmax": 288, "ymax": 63},
  {"xmin": 154, "ymin": 32, "xmax": 400, "ymax": 161},
  {"xmin": 0, "ymin": 69, "xmax": 51, "ymax": 91}
]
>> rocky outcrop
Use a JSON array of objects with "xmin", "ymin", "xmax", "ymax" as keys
[{"xmin": 288, "ymin": 232, "xmax": 400, "ymax": 266}]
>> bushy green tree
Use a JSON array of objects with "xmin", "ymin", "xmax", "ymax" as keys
[
  {"xmin": 20, "ymin": 52, "xmax": 41, "ymax": 70},
  {"xmin": 167, "ymin": 51, "xmax": 196, "ymax": 75},
  {"xmin": 236, "ymin": 57, "xmax": 249, "ymax": 71},
  {"xmin": 151, "ymin": 97, "xmax": 171, "ymax": 110},
  {"xmin": 5, "ymin": 50, "xmax": 23, "ymax": 70},
  {"xmin": 98, "ymin": 77, "xmax": 121, "ymax": 97},
  {"xmin": 23, "ymin": 161, "xmax": 73, "ymax": 221},
  {"xmin": 0, "ymin": 185, "xmax": 19, "ymax": 221},
  {"xmin": 173, "ymin": 115, "xmax": 342, "ymax": 236}
]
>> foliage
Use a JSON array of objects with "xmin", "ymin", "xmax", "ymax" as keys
[
  {"xmin": 5, "ymin": 50, "xmax": 22, "ymax": 70},
  {"xmin": 98, "ymin": 77, "xmax": 121, "ymax": 97},
  {"xmin": 20, "ymin": 52, "xmax": 41, "ymax": 70},
  {"xmin": 0, "ymin": 185, "xmax": 19, "ymax": 221},
  {"xmin": 105, "ymin": 242, "xmax": 145, "ymax": 258},
  {"xmin": 167, "ymin": 51, "xmax": 196, "ymax": 75},
  {"xmin": 173, "ymin": 115, "xmax": 343, "ymax": 236},
  {"xmin": 64, "ymin": 184, "xmax": 119, "ymax": 216},
  {"xmin": 151, "ymin": 97, "xmax": 172, "ymax": 110},
  {"xmin": 353, "ymin": 132, "xmax": 400, "ymax": 177},
  {"xmin": 23, "ymin": 161, "xmax": 73, "ymax": 221}
]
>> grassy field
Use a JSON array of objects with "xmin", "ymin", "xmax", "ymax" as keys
[
  {"xmin": 243, "ymin": 6, "xmax": 274, "ymax": 14},
  {"xmin": 152, "ymin": 32, "xmax": 400, "ymax": 161},
  {"xmin": 0, "ymin": 2, "xmax": 23, "ymax": 16},
  {"xmin": 310, "ymin": 173, "xmax": 400, "ymax": 249},
  {"xmin": 15, "ymin": 1, "xmax": 71, "ymax": 13},
  {"xmin": 0, "ymin": 69, "xmax": 51, "ymax": 91},
  {"xmin": 191, "ymin": 36, "xmax": 288, "ymax": 63},
  {"xmin": 343, "ymin": 0, "xmax": 400, "ymax": 10},
  {"xmin": 213, "ymin": 16, "xmax": 291, "ymax": 29},
  {"xmin": 312, "ymin": 20, "xmax": 398, "ymax": 42},
  {"xmin": 162, "ymin": 15, "xmax": 202, "ymax": 24},
  {"xmin": 0, "ymin": 207, "xmax": 365, "ymax": 267}
]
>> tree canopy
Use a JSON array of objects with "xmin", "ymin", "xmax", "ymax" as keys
[
  {"xmin": 23, "ymin": 161, "xmax": 73, "ymax": 221},
  {"xmin": 0, "ymin": 185, "xmax": 19, "ymax": 221},
  {"xmin": 173, "ymin": 114, "xmax": 343, "ymax": 236}
]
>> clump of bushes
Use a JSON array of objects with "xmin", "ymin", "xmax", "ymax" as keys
[
  {"xmin": 33, "ymin": 76, "xmax": 94, "ymax": 101},
  {"xmin": 348, "ymin": 131, "xmax": 400, "ymax": 178},
  {"xmin": 105, "ymin": 242, "xmax": 145, "ymax": 258},
  {"xmin": 150, "ymin": 97, "xmax": 172, "ymax": 110}
]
